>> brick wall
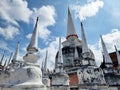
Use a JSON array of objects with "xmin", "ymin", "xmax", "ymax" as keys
[
  {"xmin": 109, "ymin": 51, "xmax": 120, "ymax": 67},
  {"xmin": 69, "ymin": 72, "xmax": 78, "ymax": 85}
]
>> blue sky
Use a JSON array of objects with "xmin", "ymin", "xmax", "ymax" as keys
[{"xmin": 0, "ymin": 0, "xmax": 120, "ymax": 69}]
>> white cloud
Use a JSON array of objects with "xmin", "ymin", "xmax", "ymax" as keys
[
  {"xmin": 26, "ymin": 33, "xmax": 32, "ymax": 39},
  {"xmin": 0, "ymin": 25, "xmax": 19, "ymax": 39},
  {"xmin": 72, "ymin": 0, "xmax": 104, "ymax": 21},
  {"xmin": 0, "ymin": 0, "xmax": 33, "ymax": 39},
  {"xmin": 0, "ymin": 0, "xmax": 32, "ymax": 25},
  {"xmin": 0, "ymin": 0, "xmax": 31, "ymax": 40},
  {"xmin": 89, "ymin": 29, "xmax": 120, "ymax": 66},
  {"xmin": 0, "ymin": 40, "xmax": 10, "ymax": 51},
  {"xmin": 0, "ymin": 0, "xmax": 56, "ymax": 41},
  {"xmin": 89, "ymin": 43, "xmax": 103, "ymax": 66},
  {"xmin": 102, "ymin": 29, "xmax": 120, "ymax": 52},
  {"xmin": 32, "ymin": 5, "xmax": 56, "ymax": 41},
  {"xmin": 39, "ymin": 37, "xmax": 59, "ymax": 70},
  {"xmin": 38, "ymin": 37, "xmax": 65, "ymax": 70}
]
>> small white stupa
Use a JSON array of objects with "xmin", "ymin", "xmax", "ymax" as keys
[
  {"xmin": 81, "ymin": 22, "xmax": 96, "ymax": 66},
  {"xmin": 42, "ymin": 50, "xmax": 50, "ymax": 87},
  {"xmin": 23, "ymin": 17, "xmax": 39, "ymax": 64},
  {"xmin": 51, "ymin": 37, "xmax": 69, "ymax": 90},
  {"xmin": 77, "ymin": 23, "xmax": 107, "ymax": 90}
]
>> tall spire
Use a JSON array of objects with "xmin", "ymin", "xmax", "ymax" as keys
[
  {"xmin": 43, "ymin": 50, "xmax": 48, "ymax": 76},
  {"xmin": 114, "ymin": 45, "xmax": 120, "ymax": 65},
  {"xmin": 0, "ymin": 51, "xmax": 5, "ymax": 65},
  {"xmin": 3, "ymin": 59, "xmax": 7, "ymax": 67},
  {"xmin": 27, "ymin": 17, "xmax": 39, "ymax": 52},
  {"xmin": 12, "ymin": 42, "xmax": 20, "ymax": 62},
  {"xmin": 41, "ymin": 61, "xmax": 44, "ymax": 71},
  {"xmin": 56, "ymin": 37, "xmax": 63, "ymax": 72},
  {"xmin": 23, "ymin": 17, "xmax": 39, "ymax": 63},
  {"xmin": 66, "ymin": 7, "xmax": 78, "ymax": 39},
  {"xmin": 7, "ymin": 52, "xmax": 13, "ymax": 65},
  {"xmin": 3, "ymin": 59, "xmax": 7, "ymax": 71},
  {"xmin": 100, "ymin": 51, "xmax": 107, "ymax": 68},
  {"xmin": 81, "ymin": 22, "xmax": 89, "ymax": 54},
  {"xmin": 100, "ymin": 35, "xmax": 112, "ymax": 67},
  {"xmin": 102, "ymin": 51, "xmax": 105, "ymax": 64},
  {"xmin": 58, "ymin": 37, "xmax": 63, "ymax": 64}
]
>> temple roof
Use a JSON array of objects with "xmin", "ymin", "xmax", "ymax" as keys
[
  {"xmin": 101, "ymin": 36, "xmax": 113, "ymax": 65},
  {"xmin": 66, "ymin": 7, "xmax": 78, "ymax": 39},
  {"xmin": 27, "ymin": 17, "xmax": 39, "ymax": 52}
]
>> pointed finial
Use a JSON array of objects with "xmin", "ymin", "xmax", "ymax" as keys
[
  {"xmin": 114, "ymin": 45, "xmax": 120, "ymax": 65},
  {"xmin": 55, "ymin": 37, "xmax": 64, "ymax": 73},
  {"xmin": 4, "ymin": 59, "xmax": 7, "ymax": 67},
  {"xmin": 27, "ymin": 17, "xmax": 39, "ymax": 52},
  {"xmin": 66, "ymin": 7, "xmax": 78, "ymax": 39},
  {"xmin": 23, "ymin": 17, "xmax": 40, "ymax": 63},
  {"xmin": 12, "ymin": 41, "xmax": 20, "ymax": 62},
  {"xmin": 7, "ymin": 52, "xmax": 13, "ymax": 65},
  {"xmin": 3, "ymin": 59, "xmax": 7, "ymax": 71},
  {"xmin": 81, "ymin": 22, "xmax": 89, "ymax": 54},
  {"xmin": 68, "ymin": 6, "xmax": 71, "ymax": 15},
  {"xmin": 58, "ymin": 37, "xmax": 63, "ymax": 64},
  {"xmin": 0, "ymin": 50, "xmax": 5, "ymax": 65},
  {"xmin": 43, "ymin": 50, "xmax": 48, "ymax": 75},
  {"xmin": 41, "ymin": 60, "xmax": 44, "ymax": 71},
  {"xmin": 100, "ymin": 35, "xmax": 113, "ymax": 67}
]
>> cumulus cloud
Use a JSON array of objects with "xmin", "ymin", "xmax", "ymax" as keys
[
  {"xmin": 0, "ymin": 0, "xmax": 56, "ymax": 41},
  {"xmin": 32, "ymin": 5, "xmax": 56, "ymax": 40},
  {"xmin": 0, "ymin": 0, "xmax": 32, "ymax": 40},
  {"xmin": 89, "ymin": 29, "xmax": 120, "ymax": 66},
  {"xmin": 0, "ymin": 0, "xmax": 32, "ymax": 25},
  {"xmin": 72, "ymin": 0, "xmax": 104, "ymax": 21},
  {"xmin": 101, "ymin": 29, "xmax": 120, "ymax": 52},
  {"xmin": 0, "ymin": 40, "xmax": 10, "ymax": 51},
  {"xmin": 0, "ymin": 25, "xmax": 19, "ymax": 39}
]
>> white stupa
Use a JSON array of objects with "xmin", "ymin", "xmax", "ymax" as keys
[
  {"xmin": 23, "ymin": 17, "xmax": 39, "ymax": 63},
  {"xmin": 81, "ymin": 22, "xmax": 96, "ymax": 66},
  {"xmin": 42, "ymin": 50, "xmax": 50, "ymax": 87},
  {"xmin": 51, "ymin": 37, "xmax": 69, "ymax": 90},
  {"xmin": 77, "ymin": 23, "xmax": 107, "ymax": 90}
]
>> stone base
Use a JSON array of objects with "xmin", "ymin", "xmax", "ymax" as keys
[
  {"xmin": 77, "ymin": 66, "xmax": 107, "ymax": 85},
  {"xmin": 78, "ymin": 84, "xmax": 108, "ymax": 90},
  {"xmin": 0, "ymin": 87, "xmax": 47, "ymax": 90},
  {"xmin": 51, "ymin": 86, "xmax": 70, "ymax": 90},
  {"xmin": 109, "ymin": 87, "xmax": 119, "ymax": 90},
  {"xmin": 42, "ymin": 77, "xmax": 50, "ymax": 87},
  {"xmin": 51, "ymin": 72, "xmax": 69, "ymax": 86}
]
